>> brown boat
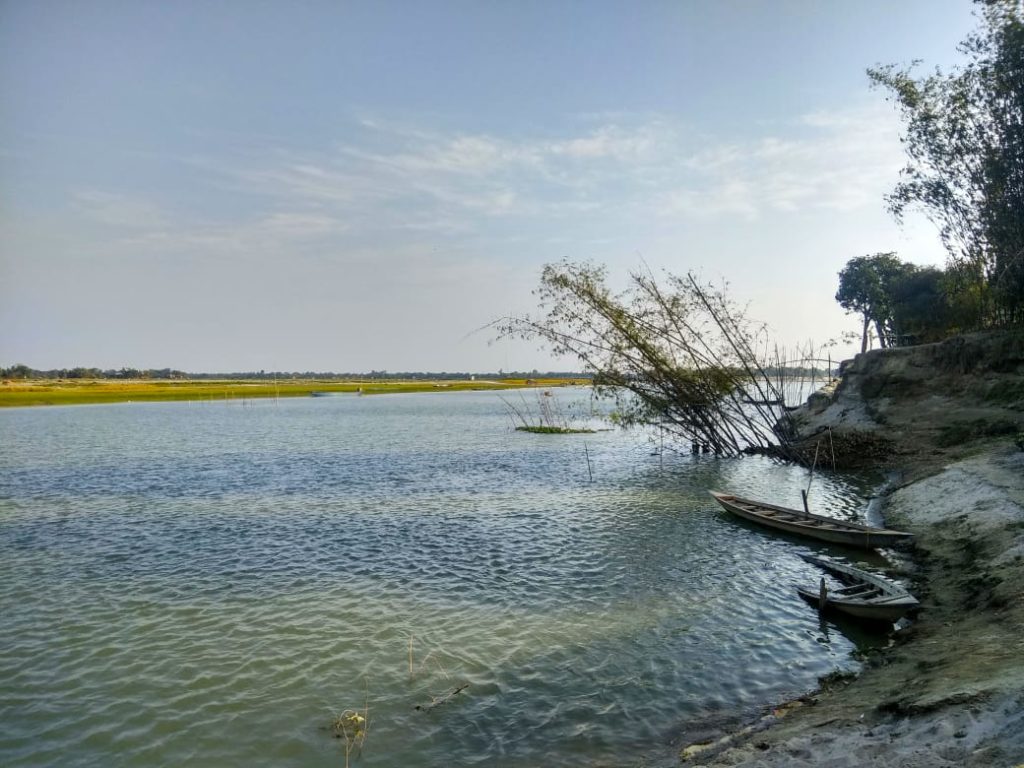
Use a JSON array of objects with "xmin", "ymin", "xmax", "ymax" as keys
[
  {"xmin": 797, "ymin": 554, "xmax": 919, "ymax": 623},
  {"xmin": 708, "ymin": 491, "xmax": 914, "ymax": 550}
]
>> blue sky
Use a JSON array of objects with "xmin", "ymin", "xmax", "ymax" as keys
[{"xmin": 1, "ymin": 0, "xmax": 978, "ymax": 372}]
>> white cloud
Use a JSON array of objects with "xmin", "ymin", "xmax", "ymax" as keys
[
  {"xmin": 76, "ymin": 103, "xmax": 909, "ymax": 265},
  {"xmin": 661, "ymin": 103, "xmax": 905, "ymax": 219},
  {"xmin": 548, "ymin": 124, "xmax": 663, "ymax": 161}
]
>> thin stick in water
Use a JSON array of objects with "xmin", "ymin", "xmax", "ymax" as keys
[
  {"xmin": 801, "ymin": 440, "xmax": 821, "ymax": 516},
  {"xmin": 806, "ymin": 441, "xmax": 820, "ymax": 495}
]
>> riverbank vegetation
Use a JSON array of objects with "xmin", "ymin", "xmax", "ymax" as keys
[
  {"xmin": 499, "ymin": 262, "xmax": 828, "ymax": 459},
  {"xmin": 0, "ymin": 377, "xmax": 587, "ymax": 408},
  {"xmin": 501, "ymin": 390, "xmax": 600, "ymax": 434}
]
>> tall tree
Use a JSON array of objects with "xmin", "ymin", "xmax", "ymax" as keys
[
  {"xmin": 869, "ymin": 1, "xmax": 1024, "ymax": 324},
  {"xmin": 835, "ymin": 253, "xmax": 907, "ymax": 352}
]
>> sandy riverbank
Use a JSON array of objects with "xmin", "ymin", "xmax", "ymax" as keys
[
  {"xmin": 683, "ymin": 444, "xmax": 1024, "ymax": 766},
  {"xmin": 683, "ymin": 333, "xmax": 1024, "ymax": 766}
]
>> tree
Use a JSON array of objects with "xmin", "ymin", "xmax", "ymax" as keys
[
  {"xmin": 835, "ymin": 253, "xmax": 909, "ymax": 351},
  {"xmin": 890, "ymin": 266, "xmax": 954, "ymax": 345},
  {"xmin": 500, "ymin": 261, "xmax": 820, "ymax": 458},
  {"xmin": 3, "ymin": 364, "xmax": 33, "ymax": 380},
  {"xmin": 869, "ymin": 1, "xmax": 1024, "ymax": 325},
  {"xmin": 944, "ymin": 259, "xmax": 991, "ymax": 332}
]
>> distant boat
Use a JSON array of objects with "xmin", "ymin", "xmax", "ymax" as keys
[
  {"xmin": 309, "ymin": 391, "xmax": 333, "ymax": 397},
  {"xmin": 708, "ymin": 491, "xmax": 914, "ymax": 549},
  {"xmin": 797, "ymin": 554, "xmax": 919, "ymax": 624}
]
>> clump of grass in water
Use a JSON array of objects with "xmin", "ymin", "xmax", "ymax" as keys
[
  {"xmin": 331, "ymin": 704, "xmax": 369, "ymax": 768},
  {"xmin": 501, "ymin": 390, "xmax": 598, "ymax": 434},
  {"xmin": 516, "ymin": 424, "xmax": 596, "ymax": 434}
]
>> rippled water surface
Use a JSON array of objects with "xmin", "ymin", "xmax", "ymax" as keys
[{"xmin": 0, "ymin": 391, "xmax": 880, "ymax": 767}]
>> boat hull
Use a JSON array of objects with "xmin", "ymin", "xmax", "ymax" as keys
[
  {"xmin": 708, "ymin": 491, "xmax": 913, "ymax": 550},
  {"xmin": 797, "ymin": 554, "xmax": 920, "ymax": 624},
  {"xmin": 796, "ymin": 587, "xmax": 918, "ymax": 623}
]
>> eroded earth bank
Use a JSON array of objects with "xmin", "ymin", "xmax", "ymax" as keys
[{"xmin": 688, "ymin": 331, "xmax": 1024, "ymax": 767}]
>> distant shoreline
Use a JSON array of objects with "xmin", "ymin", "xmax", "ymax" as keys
[{"xmin": 0, "ymin": 377, "xmax": 588, "ymax": 408}]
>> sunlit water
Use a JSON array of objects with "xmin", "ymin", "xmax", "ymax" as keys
[{"xmin": 0, "ymin": 390, "xmax": 881, "ymax": 767}]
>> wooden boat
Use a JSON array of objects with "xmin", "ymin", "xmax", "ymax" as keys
[
  {"xmin": 797, "ymin": 554, "xmax": 919, "ymax": 623},
  {"xmin": 708, "ymin": 491, "xmax": 914, "ymax": 549}
]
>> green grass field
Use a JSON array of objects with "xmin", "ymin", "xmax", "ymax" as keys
[{"xmin": 0, "ymin": 378, "xmax": 588, "ymax": 408}]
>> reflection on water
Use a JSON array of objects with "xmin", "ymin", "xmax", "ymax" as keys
[{"xmin": 0, "ymin": 390, "xmax": 880, "ymax": 767}]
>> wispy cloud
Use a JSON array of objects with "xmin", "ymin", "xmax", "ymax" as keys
[
  {"xmin": 74, "ymin": 102, "xmax": 906, "ymax": 260},
  {"xmin": 662, "ymin": 103, "xmax": 904, "ymax": 219},
  {"xmin": 224, "ymin": 104, "xmax": 903, "ymax": 229}
]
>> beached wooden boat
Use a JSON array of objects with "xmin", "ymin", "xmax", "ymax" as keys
[
  {"xmin": 708, "ymin": 491, "xmax": 914, "ymax": 549},
  {"xmin": 797, "ymin": 554, "xmax": 919, "ymax": 623}
]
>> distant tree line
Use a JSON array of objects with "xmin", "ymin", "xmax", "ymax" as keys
[
  {"xmin": 848, "ymin": 1, "xmax": 1024, "ymax": 345},
  {"xmin": 0, "ymin": 366, "xmax": 190, "ymax": 380},
  {"xmin": 0, "ymin": 365, "xmax": 591, "ymax": 381}
]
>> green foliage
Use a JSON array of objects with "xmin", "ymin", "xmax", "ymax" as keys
[
  {"xmin": 500, "ymin": 388, "xmax": 598, "ymax": 433},
  {"xmin": 836, "ymin": 253, "xmax": 911, "ymax": 350},
  {"xmin": 3, "ymin": 364, "xmax": 32, "ymax": 380},
  {"xmin": 835, "ymin": 254, "xmax": 991, "ymax": 348},
  {"xmin": 942, "ymin": 260, "xmax": 991, "ymax": 331},
  {"xmin": 890, "ymin": 266, "xmax": 956, "ymax": 344},
  {"xmin": 514, "ymin": 425, "xmax": 597, "ymax": 434},
  {"xmin": 869, "ymin": 1, "xmax": 1024, "ymax": 325},
  {"xmin": 501, "ymin": 261, "xmax": 818, "ymax": 457}
]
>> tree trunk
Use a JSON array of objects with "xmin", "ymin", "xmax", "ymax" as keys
[
  {"xmin": 860, "ymin": 314, "xmax": 870, "ymax": 354},
  {"xmin": 874, "ymin": 319, "xmax": 888, "ymax": 348}
]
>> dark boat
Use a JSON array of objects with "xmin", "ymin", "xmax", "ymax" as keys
[
  {"xmin": 797, "ymin": 554, "xmax": 919, "ymax": 623},
  {"xmin": 708, "ymin": 491, "xmax": 914, "ymax": 549}
]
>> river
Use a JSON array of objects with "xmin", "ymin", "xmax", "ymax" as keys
[{"xmin": 0, "ymin": 389, "xmax": 879, "ymax": 767}]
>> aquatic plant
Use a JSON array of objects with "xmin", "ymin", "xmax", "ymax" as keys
[
  {"xmin": 500, "ymin": 390, "xmax": 598, "ymax": 434},
  {"xmin": 331, "ymin": 705, "xmax": 369, "ymax": 768}
]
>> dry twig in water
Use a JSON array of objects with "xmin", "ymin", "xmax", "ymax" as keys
[{"xmin": 414, "ymin": 683, "xmax": 469, "ymax": 712}]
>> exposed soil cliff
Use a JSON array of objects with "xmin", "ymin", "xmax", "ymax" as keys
[{"xmin": 788, "ymin": 330, "xmax": 1024, "ymax": 471}]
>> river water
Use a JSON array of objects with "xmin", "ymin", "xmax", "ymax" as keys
[{"xmin": 0, "ymin": 390, "xmax": 880, "ymax": 767}]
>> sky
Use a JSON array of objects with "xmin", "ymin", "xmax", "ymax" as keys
[{"xmin": 0, "ymin": 0, "xmax": 980, "ymax": 373}]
